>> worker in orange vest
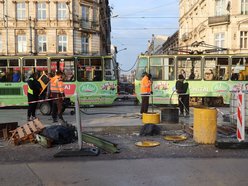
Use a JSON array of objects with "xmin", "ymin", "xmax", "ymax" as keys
[
  {"xmin": 50, "ymin": 71, "xmax": 65, "ymax": 122},
  {"xmin": 140, "ymin": 72, "xmax": 152, "ymax": 115}
]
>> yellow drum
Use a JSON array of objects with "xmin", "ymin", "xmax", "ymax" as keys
[
  {"xmin": 142, "ymin": 112, "xmax": 160, "ymax": 124},
  {"xmin": 194, "ymin": 107, "xmax": 217, "ymax": 144}
]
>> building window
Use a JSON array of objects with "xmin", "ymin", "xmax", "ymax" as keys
[
  {"xmin": 240, "ymin": 31, "xmax": 248, "ymax": 48},
  {"xmin": 58, "ymin": 35, "xmax": 67, "ymax": 52},
  {"xmin": 215, "ymin": 33, "xmax": 225, "ymax": 48},
  {"xmin": 82, "ymin": 5, "xmax": 90, "ymax": 21},
  {"xmin": 38, "ymin": 35, "xmax": 47, "ymax": 52},
  {"xmin": 82, "ymin": 35, "xmax": 89, "ymax": 53},
  {"xmin": 92, "ymin": 7, "xmax": 98, "ymax": 24},
  {"xmin": 241, "ymin": 0, "xmax": 248, "ymax": 15},
  {"xmin": 82, "ymin": 5, "xmax": 90, "ymax": 28},
  {"xmin": 17, "ymin": 35, "xmax": 27, "ymax": 53},
  {"xmin": 57, "ymin": 2, "xmax": 67, "ymax": 20},
  {"xmin": 17, "ymin": 2, "xmax": 26, "ymax": 20},
  {"xmin": 215, "ymin": 0, "xmax": 226, "ymax": 16},
  {"xmin": 37, "ymin": 2, "xmax": 46, "ymax": 20}
]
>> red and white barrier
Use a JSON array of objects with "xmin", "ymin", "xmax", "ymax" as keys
[{"xmin": 237, "ymin": 92, "xmax": 245, "ymax": 142}]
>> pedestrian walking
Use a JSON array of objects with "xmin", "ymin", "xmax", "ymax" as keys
[
  {"xmin": 176, "ymin": 74, "xmax": 190, "ymax": 117},
  {"xmin": 27, "ymin": 72, "xmax": 42, "ymax": 121},
  {"xmin": 50, "ymin": 71, "xmax": 65, "ymax": 122},
  {"xmin": 140, "ymin": 72, "xmax": 152, "ymax": 115}
]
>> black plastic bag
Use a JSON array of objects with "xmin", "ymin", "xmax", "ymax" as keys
[
  {"xmin": 140, "ymin": 124, "xmax": 161, "ymax": 136},
  {"xmin": 41, "ymin": 125, "xmax": 77, "ymax": 144}
]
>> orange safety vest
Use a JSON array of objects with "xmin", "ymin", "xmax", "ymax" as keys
[
  {"xmin": 140, "ymin": 75, "xmax": 151, "ymax": 94},
  {"xmin": 50, "ymin": 75, "xmax": 64, "ymax": 94}
]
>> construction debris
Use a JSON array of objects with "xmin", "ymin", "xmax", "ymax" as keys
[
  {"xmin": 10, "ymin": 119, "xmax": 45, "ymax": 145},
  {"xmin": 217, "ymin": 125, "xmax": 236, "ymax": 136},
  {"xmin": 0, "ymin": 122, "xmax": 18, "ymax": 140},
  {"xmin": 54, "ymin": 147, "xmax": 100, "ymax": 157},
  {"xmin": 183, "ymin": 125, "xmax": 193, "ymax": 137},
  {"xmin": 35, "ymin": 134, "xmax": 53, "ymax": 148},
  {"xmin": 215, "ymin": 140, "xmax": 248, "ymax": 149},
  {"xmin": 81, "ymin": 132, "xmax": 120, "ymax": 153}
]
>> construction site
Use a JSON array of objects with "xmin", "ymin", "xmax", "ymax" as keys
[{"xmin": 0, "ymin": 94, "xmax": 248, "ymax": 161}]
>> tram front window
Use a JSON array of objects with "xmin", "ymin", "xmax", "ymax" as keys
[{"xmin": 135, "ymin": 57, "xmax": 148, "ymax": 80}]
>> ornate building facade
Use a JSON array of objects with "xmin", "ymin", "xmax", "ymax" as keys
[
  {"xmin": 0, "ymin": 0, "xmax": 111, "ymax": 56},
  {"xmin": 179, "ymin": 0, "xmax": 248, "ymax": 54}
]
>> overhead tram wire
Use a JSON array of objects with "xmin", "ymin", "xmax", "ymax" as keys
[
  {"xmin": 112, "ymin": 16, "xmax": 212, "ymax": 19},
  {"xmin": 113, "ymin": 27, "xmax": 178, "ymax": 30},
  {"xmin": 113, "ymin": 16, "xmax": 179, "ymax": 19},
  {"xmin": 118, "ymin": 57, "xmax": 138, "ymax": 73},
  {"xmin": 112, "ymin": 1, "xmax": 179, "ymax": 17}
]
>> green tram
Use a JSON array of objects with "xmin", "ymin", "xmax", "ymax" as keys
[
  {"xmin": 135, "ymin": 54, "xmax": 248, "ymax": 106},
  {"xmin": 0, "ymin": 55, "xmax": 118, "ymax": 109}
]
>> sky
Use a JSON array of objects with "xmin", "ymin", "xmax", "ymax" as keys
[{"xmin": 109, "ymin": 0, "xmax": 179, "ymax": 74}]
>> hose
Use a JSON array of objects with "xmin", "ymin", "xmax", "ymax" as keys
[
  {"xmin": 80, "ymin": 109, "xmax": 126, "ymax": 115},
  {"xmin": 170, "ymin": 90, "xmax": 177, "ymax": 106}
]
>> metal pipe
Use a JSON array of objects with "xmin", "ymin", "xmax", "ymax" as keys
[{"xmin": 75, "ymin": 93, "xmax": 82, "ymax": 149}]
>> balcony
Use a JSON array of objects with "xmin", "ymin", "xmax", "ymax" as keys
[
  {"xmin": 208, "ymin": 15, "xmax": 230, "ymax": 26},
  {"xmin": 79, "ymin": 0, "xmax": 98, "ymax": 4},
  {"xmin": 79, "ymin": 19, "xmax": 99, "ymax": 32}
]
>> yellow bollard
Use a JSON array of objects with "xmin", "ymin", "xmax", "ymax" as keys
[
  {"xmin": 142, "ymin": 112, "xmax": 160, "ymax": 124},
  {"xmin": 193, "ymin": 107, "xmax": 217, "ymax": 144}
]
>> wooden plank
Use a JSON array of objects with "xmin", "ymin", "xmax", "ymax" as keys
[
  {"xmin": 28, "ymin": 122, "xmax": 38, "ymax": 132},
  {"xmin": 3, "ymin": 128, "xmax": 8, "ymax": 140},
  {"xmin": 23, "ymin": 124, "xmax": 32, "ymax": 135},
  {"xmin": 10, "ymin": 130, "xmax": 17, "ymax": 140},
  {"xmin": 17, "ymin": 127, "xmax": 25, "ymax": 138},
  {"xmin": 33, "ymin": 119, "xmax": 45, "ymax": 130}
]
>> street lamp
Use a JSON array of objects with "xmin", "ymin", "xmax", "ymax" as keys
[{"xmin": 116, "ymin": 48, "xmax": 127, "ymax": 53}]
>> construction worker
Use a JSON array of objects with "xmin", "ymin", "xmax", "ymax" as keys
[
  {"xmin": 140, "ymin": 72, "xmax": 152, "ymax": 115},
  {"xmin": 27, "ymin": 72, "xmax": 42, "ymax": 121},
  {"xmin": 50, "ymin": 71, "xmax": 65, "ymax": 122}
]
